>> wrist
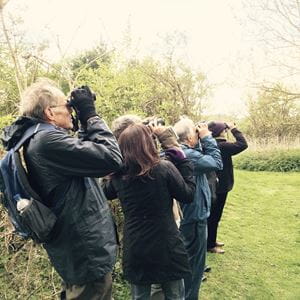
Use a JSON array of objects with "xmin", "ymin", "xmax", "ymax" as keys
[{"xmin": 79, "ymin": 109, "xmax": 97, "ymax": 124}]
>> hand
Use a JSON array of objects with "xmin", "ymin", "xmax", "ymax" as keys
[
  {"xmin": 152, "ymin": 126, "xmax": 180, "ymax": 150},
  {"xmin": 147, "ymin": 118, "xmax": 165, "ymax": 134},
  {"xmin": 226, "ymin": 121, "xmax": 236, "ymax": 130},
  {"xmin": 196, "ymin": 123, "xmax": 211, "ymax": 139},
  {"xmin": 70, "ymin": 86, "xmax": 97, "ymax": 124}
]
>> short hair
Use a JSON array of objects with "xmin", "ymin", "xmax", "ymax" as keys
[
  {"xmin": 111, "ymin": 114, "xmax": 142, "ymax": 140},
  {"xmin": 173, "ymin": 118, "xmax": 195, "ymax": 143},
  {"xmin": 19, "ymin": 78, "xmax": 65, "ymax": 119},
  {"xmin": 118, "ymin": 123, "xmax": 159, "ymax": 179}
]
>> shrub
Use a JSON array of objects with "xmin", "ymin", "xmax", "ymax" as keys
[
  {"xmin": 234, "ymin": 149, "xmax": 300, "ymax": 172},
  {"xmin": 0, "ymin": 114, "xmax": 15, "ymax": 130}
]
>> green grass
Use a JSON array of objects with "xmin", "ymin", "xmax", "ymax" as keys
[{"xmin": 201, "ymin": 170, "xmax": 300, "ymax": 300}]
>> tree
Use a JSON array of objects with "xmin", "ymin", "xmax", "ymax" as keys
[
  {"xmin": 246, "ymin": 83, "xmax": 300, "ymax": 140},
  {"xmin": 71, "ymin": 53, "xmax": 210, "ymax": 124},
  {"xmin": 244, "ymin": 0, "xmax": 300, "ymax": 84}
]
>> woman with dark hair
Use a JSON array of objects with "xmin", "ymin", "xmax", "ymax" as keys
[{"xmin": 103, "ymin": 124, "xmax": 196, "ymax": 300}]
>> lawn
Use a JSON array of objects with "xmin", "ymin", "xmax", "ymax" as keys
[{"xmin": 201, "ymin": 170, "xmax": 300, "ymax": 300}]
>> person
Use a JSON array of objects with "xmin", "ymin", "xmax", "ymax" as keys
[
  {"xmin": 111, "ymin": 114, "xmax": 143, "ymax": 140},
  {"xmin": 102, "ymin": 123, "xmax": 196, "ymax": 300},
  {"xmin": 111, "ymin": 115, "xmax": 184, "ymax": 300},
  {"xmin": 173, "ymin": 118, "xmax": 223, "ymax": 300},
  {"xmin": 1, "ymin": 78, "xmax": 123, "ymax": 299},
  {"xmin": 207, "ymin": 121, "xmax": 248, "ymax": 254}
]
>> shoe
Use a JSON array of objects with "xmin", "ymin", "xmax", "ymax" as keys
[
  {"xmin": 215, "ymin": 241, "xmax": 224, "ymax": 247},
  {"xmin": 207, "ymin": 247, "xmax": 225, "ymax": 254},
  {"xmin": 204, "ymin": 265, "xmax": 211, "ymax": 273},
  {"xmin": 201, "ymin": 274, "xmax": 207, "ymax": 282}
]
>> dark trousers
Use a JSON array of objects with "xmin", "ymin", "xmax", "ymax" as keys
[
  {"xmin": 60, "ymin": 272, "xmax": 112, "ymax": 300},
  {"xmin": 207, "ymin": 192, "xmax": 228, "ymax": 249},
  {"xmin": 180, "ymin": 220, "xmax": 207, "ymax": 300}
]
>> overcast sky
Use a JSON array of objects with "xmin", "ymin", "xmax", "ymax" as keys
[{"xmin": 4, "ymin": 0, "xmax": 286, "ymax": 117}]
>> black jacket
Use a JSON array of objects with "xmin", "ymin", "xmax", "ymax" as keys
[
  {"xmin": 2, "ymin": 116, "xmax": 123, "ymax": 285},
  {"xmin": 216, "ymin": 128, "xmax": 248, "ymax": 193},
  {"xmin": 103, "ymin": 159, "xmax": 195, "ymax": 284}
]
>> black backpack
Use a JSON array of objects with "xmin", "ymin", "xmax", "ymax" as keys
[{"xmin": 0, "ymin": 123, "xmax": 57, "ymax": 243}]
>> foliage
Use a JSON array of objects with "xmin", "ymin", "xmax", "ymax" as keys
[
  {"xmin": 0, "ymin": 114, "xmax": 14, "ymax": 130},
  {"xmin": 70, "ymin": 55, "xmax": 210, "ymax": 124},
  {"xmin": 234, "ymin": 149, "xmax": 300, "ymax": 172},
  {"xmin": 245, "ymin": 84, "xmax": 300, "ymax": 140}
]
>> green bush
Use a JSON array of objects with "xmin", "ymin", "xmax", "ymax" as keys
[
  {"xmin": 234, "ymin": 149, "xmax": 300, "ymax": 172},
  {"xmin": 0, "ymin": 114, "xmax": 15, "ymax": 130}
]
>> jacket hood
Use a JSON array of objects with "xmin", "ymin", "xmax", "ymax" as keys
[{"xmin": 1, "ymin": 116, "xmax": 41, "ymax": 150}]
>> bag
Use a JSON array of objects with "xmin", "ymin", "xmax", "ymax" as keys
[{"xmin": 0, "ymin": 123, "xmax": 57, "ymax": 243}]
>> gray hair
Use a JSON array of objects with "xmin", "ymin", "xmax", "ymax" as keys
[
  {"xmin": 19, "ymin": 78, "xmax": 65, "ymax": 119},
  {"xmin": 173, "ymin": 118, "xmax": 195, "ymax": 143},
  {"xmin": 111, "ymin": 114, "xmax": 142, "ymax": 139}
]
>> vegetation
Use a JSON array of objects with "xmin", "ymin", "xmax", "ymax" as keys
[
  {"xmin": 234, "ymin": 149, "xmax": 300, "ymax": 172},
  {"xmin": 202, "ymin": 170, "xmax": 300, "ymax": 299},
  {"xmin": 244, "ymin": 84, "xmax": 300, "ymax": 141}
]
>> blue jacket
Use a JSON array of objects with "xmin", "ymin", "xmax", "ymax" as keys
[{"xmin": 180, "ymin": 136, "xmax": 223, "ymax": 224}]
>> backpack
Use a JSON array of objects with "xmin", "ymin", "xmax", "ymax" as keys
[{"xmin": 0, "ymin": 123, "xmax": 57, "ymax": 243}]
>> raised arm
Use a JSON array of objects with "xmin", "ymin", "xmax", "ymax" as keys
[{"xmin": 219, "ymin": 123, "xmax": 248, "ymax": 156}]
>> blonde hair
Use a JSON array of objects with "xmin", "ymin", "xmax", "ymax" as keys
[
  {"xmin": 19, "ymin": 78, "xmax": 65, "ymax": 119},
  {"xmin": 111, "ymin": 114, "xmax": 142, "ymax": 139}
]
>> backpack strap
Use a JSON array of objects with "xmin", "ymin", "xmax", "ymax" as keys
[{"xmin": 14, "ymin": 123, "xmax": 57, "ymax": 151}]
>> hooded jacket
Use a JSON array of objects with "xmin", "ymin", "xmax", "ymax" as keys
[
  {"xmin": 103, "ymin": 159, "xmax": 195, "ymax": 284},
  {"xmin": 2, "ymin": 116, "xmax": 122, "ymax": 285},
  {"xmin": 180, "ymin": 135, "xmax": 223, "ymax": 223}
]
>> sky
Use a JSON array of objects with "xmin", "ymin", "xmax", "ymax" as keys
[{"xmin": 4, "ymin": 0, "xmax": 290, "ymax": 117}]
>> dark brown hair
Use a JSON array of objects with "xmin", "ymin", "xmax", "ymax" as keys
[{"xmin": 118, "ymin": 124, "xmax": 160, "ymax": 178}]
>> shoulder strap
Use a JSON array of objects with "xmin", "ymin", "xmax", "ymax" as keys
[{"xmin": 13, "ymin": 123, "xmax": 57, "ymax": 151}]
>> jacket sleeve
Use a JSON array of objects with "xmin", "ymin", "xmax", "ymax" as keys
[
  {"xmin": 165, "ymin": 160, "xmax": 196, "ymax": 203},
  {"xmin": 37, "ymin": 117, "xmax": 123, "ymax": 177},
  {"xmin": 188, "ymin": 136, "xmax": 223, "ymax": 173},
  {"xmin": 219, "ymin": 128, "xmax": 248, "ymax": 156}
]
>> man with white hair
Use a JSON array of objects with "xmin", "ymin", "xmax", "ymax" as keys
[
  {"xmin": 2, "ymin": 79, "xmax": 122, "ymax": 299},
  {"xmin": 173, "ymin": 118, "xmax": 223, "ymax": 300}
]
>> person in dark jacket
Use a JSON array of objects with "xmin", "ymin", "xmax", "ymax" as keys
[
  {"xmin": 102, "ymin": 123, "xmax": 196, "ymax": 300},
  {"xmin": 2, "ymin": 78, "xmax": 123, "ymax": 299},
  {"xmin": 207, "ymin": 121, "xmax": 248, "ymax": 253},
  {"xmin": 174, "ymin": 118, "xmax": 223, "ymax": 300}
]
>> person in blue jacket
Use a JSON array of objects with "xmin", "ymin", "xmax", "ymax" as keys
[{"xmin": 174, "ymin": 118, "xmax": 223, "ymax": 300}]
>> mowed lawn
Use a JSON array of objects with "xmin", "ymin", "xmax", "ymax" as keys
[{"xmin": 201, "ymin": 170, "xmax": 300, "ymax": 300}]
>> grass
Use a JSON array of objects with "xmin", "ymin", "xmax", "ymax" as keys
[
  {"xmin": 201, "ymin": 170, "xmax": 300, "ymax": 300},
  {"xmin": 0, "ymin": 170, "xmax": 299, "ymax": 299}
]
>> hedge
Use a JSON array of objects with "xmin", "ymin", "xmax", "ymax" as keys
[{"xmin": 233, "ymin": 149, "xmax": 300, "ymax": 172}]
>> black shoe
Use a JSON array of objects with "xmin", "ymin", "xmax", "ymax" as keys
[
  {"xmin": 204, "ymin": 265, "xmax": 211, "ymax": 273},
  {"xmin": 202, "ymin": 274, "xmax": 207, "ymax": 282}
]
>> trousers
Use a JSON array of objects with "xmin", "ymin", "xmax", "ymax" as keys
[
  {"xmin": 180, "ymin": 220, "xmax": 207, "ymax": 300},
  {"xmin": 131, "ymin": 279, "xmax": 185, "ymax": 300},
  {"xmin": 207, "ymin": 192, "xmax": 228, "ymax": 249},
  {"xmin": 60, "ymin": 272, "xmax": 112, "ymax": 300}
]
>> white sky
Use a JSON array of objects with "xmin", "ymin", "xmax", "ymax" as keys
[{"xmin": 4, "ymin": 0, "xmax": 289, "ymax": 117}]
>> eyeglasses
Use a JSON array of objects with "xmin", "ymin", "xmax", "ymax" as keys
[{"xmin": 50, "ymin": 101, "xmax": 72, "ymax": 110}]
